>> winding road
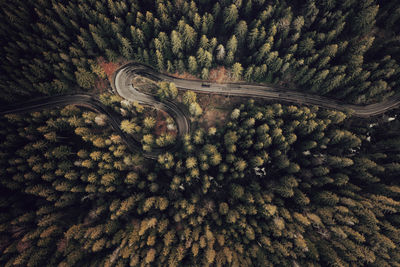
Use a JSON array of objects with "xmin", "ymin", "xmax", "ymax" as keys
[
  {"xmin": 0, "ymin": 94, "xmax": 151, "ymax": 156},
  {"xmin": 116, "ymin": 63, "xmax": 400, "ymax": 118},
  {"xmin": 1, "ymin": 62, "xmax": 399, "ymax": 159}
]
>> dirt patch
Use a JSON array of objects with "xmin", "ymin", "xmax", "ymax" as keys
[
  {"xmin": 209, "ymin": 66, "xmax": 232, "ymax": 83},
  {"xmin": 201, "ymin": 108, "xmax": 229, "ymax": 129},
  {"xmin": 174, "ymin": 85, "xmax": 242, "ymax": 129},
  {"xmin": 97, "ymin": 57, "xmax": 130, "ymax": 81},
  {"xmin": 196, "ymin": 94, "xmax": 243, "ymax": 129},
  {"xmin": 132, "ymin": 76, "xmax": 159, "ymax": 95},
  {"xmin": 154, "ymin": 109, "xmax": 177, "ymax": 137},
  {"xmin": 98, "ymin": 59, "xmax": 121, "ymax": 81},
  {"xmin": 92, "ymin": 57, "xmax": 133, "ymax": 94},
  {"xmin": 170, "ymin": 72, "xmax": 200, "ymax": 80},
  {"xmin": 154, "ymin": 111, "xmax": 167, "ymax": 136},
  {"xmin": 169, "ymin": 66, "xmax": 234, "ymax": 84},
  {"xmin": 92, "ymin": 79, "xmax": 109, "ymax": 95}
]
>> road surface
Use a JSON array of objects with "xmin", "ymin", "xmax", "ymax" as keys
[
  {"xmin": 1, "ymin": 62, "xmax": 399, "ymax": 159},
  {"xmin": 115, "ymin": 63, "xmax": 400, "ymax": 118}
]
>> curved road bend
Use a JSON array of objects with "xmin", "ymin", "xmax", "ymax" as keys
[
  {"xmin": 1, "ymin": 62, "xmax": 400, "ymax": 159},
  {"xmin": 0, "ymin": 94, "xmax": 173, "ymax": 159},
  {"xmin": 116, "ymin": 63, "xmax": 400, "ymax": 118},
  {"xmin": 112, "ymin": 64, "xmax": 190, "ymax": 140}
]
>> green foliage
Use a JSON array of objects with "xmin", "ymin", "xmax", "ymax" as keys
[
  {"xmin": 156, "ymin": 82, "xmax": 178, "ymax": 100},
  {"xmin": 1, "ymin": 0, "xmax": 400, "ymax": 266},
  {"xmin": 182, "ymin": 91, "xmax": 197, "ymax": 106},
  {"xmin": 189, "ymin": 102, "xmax": 203, "ymax": 117},
  {"xmin": 231, "ymin": 63, "xmax": 243, "ymax": 81},
  {"xmin": 1, "ymin": 101, "xmax": 399, "ymax": 266},
  {"xmin": 120, "ymin": 120, "xmax": 137, "ymax": 134},
  {"xmin": 1, "ymin": 0, "xmax": 399, "ymax": 105},
  {"xmin": 75, "ymin": 68, "xmax": 96, "ymax": 89}
]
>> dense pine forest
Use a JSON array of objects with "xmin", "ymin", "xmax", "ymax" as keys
[
  {"xmin": 1, "ymin": 0, "xmax": 400, "ymax": 266},
  {"xmin": 1, "ymin": 100, "xmax": 400, "ymax": 266},
  {"xmin": 1, "ymin": 0, "xmax": 400, "ymax": 104}
]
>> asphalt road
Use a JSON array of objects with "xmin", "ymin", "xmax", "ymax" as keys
[
  {"xmin": 0, "ymin": 94, "xmax": 149, "ymax": 156},
  {"xmin": 1, "ymin": 62, "xmax": 399, "ymax": 159},
  {"xmin": 116, "ymin": 63, "xmax": 400, "ymax": 118}
]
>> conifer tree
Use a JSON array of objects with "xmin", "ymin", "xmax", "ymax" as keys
[
  {"xmin": 231, "ymin": 63, "xmax": 243, "ymax": 81},
  {"xmin": 224, "ymin": 4, "xmax": 239, "ymax": 29}
]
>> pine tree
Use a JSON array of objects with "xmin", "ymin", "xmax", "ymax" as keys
[
  {"xmin": 351, "ymin": 4, "xmax": 379, "ymax": 35},
  {"xmin": 120, "ymin": 120, "xmax": 136, "ymax": 134},
  {"xmin": 75, "ymin": 68, "xmax": 95, "ymax": 89},
  {"xmin": 225, "ymin": 51, "xmax": 234, "ymax": 66},
  {"xmin": 298, "ymin": 37, "xmax": 315, "ymax": 55},
  {"xmin": 182, "ymin": 91, "xmax": 197, "ymax": 106},
  {"xmin": 170, "ymin": 31, "xmax": 182, "ymax": 56},
  {"xmin": 231, "ymin": 63, "xmax": 243, "ymax": 81},
  {"xmin": 216, "ymin": 44, "xmax": 226, "ymax": 62},
  {"xmin": 201, "ymin": 68, "xmax": 209, "ymax": 80},
  {"xmin": 143, "ymin": 117, "xmax": 156, "ymax": 129},
  {"xmin": 182, "ymin": 23, "xmax": 197, "ymax": 50},
  {"xmin": 235, "ymin": 20, "xmax": 248, "ymax": 44},
  {"xmin": 189, "ymin": 102, "xmax": 203, "ymax": 117},
  {"xmin": 224, "ymin": 4, "xmax": 238, "ymax": 29},
  {"xmin": 188, "ymin": 56, "xmax": 198, "ymax": 74},
  {"xmin": 119, "ymin": 35, "xmax": 133, "ymax": 58},
  {"xmin": 91, "ymin": 31, "xmax": 108, "ymax": 51},
  {"xmin": 156, "ymin": 49, "xmax": 165, "ymax": 70},
  {"xmin": 157, "ymin": 82, "xmax": 178, "ymax": 100},
  {"xmin": 227, "ymin": 35, "xmax": 238, "ymax": 54}
]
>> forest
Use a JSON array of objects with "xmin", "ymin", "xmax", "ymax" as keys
[
  {"xmin": 1, "ymin": 0, "xmax": 400, "ymax": 104},
  {"xmin": 0, "ymin": 0, "xmax": 400, "ymax": 266},
  {"xmin": 1, "ymin": 99, "xmax": 400, "ymax": 266}
]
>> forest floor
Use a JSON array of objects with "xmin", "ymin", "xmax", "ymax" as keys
[
  {"xmin": 154, "ymin": 109, "xmax": 177, "ymax": 138},
  {"xmin": 131, "ymin": 76, "xmax": 159, "ymax": 94},
  {"xmin": 96, "ymin": 59, "xmax": 176, "ymax": 141},
  {"xmin": 196, "ymin": 94, "xmax": 243, "ymax": 129},
  {"xmin": 170, "ymin": 66, "xmax": 245, "ymax": 129},
  {"xmin": 99, "ymin": 58, "xmax": 124, "ymax": 81},
  {"xmin": 170, "ymin": 66, "xmax": 234, "ymax": 83},
  {"xmin": 208, "ymin": 66, "xmax": 233, "ymax": 83},
  {"xmin": 92, "ymin": 79, "xmax": 110, "ymax": 95}
]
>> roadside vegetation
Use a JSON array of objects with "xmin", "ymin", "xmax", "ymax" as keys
[
  {"xmin": 1, "ymin": 0, "xmax": 400, "ymax": 104},
  {"xmin": 0, "ymin": 0, "xmax": 400, "ymax": 266},
  {"xmin": 1, "ymin": 99, "xmax": 400, "ymax": 266}
]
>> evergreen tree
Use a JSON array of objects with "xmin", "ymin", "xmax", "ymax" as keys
[
  {"xmin": 231, "ymin": 63, "xmax": 243, "ymax": 81},
  {"xmin": 188, "ymin": 56, "xmax": 198, "ymax": 74},
  {"xmin": 223, "ymin": 4, "xmax": 239, "ymax": 29}
]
